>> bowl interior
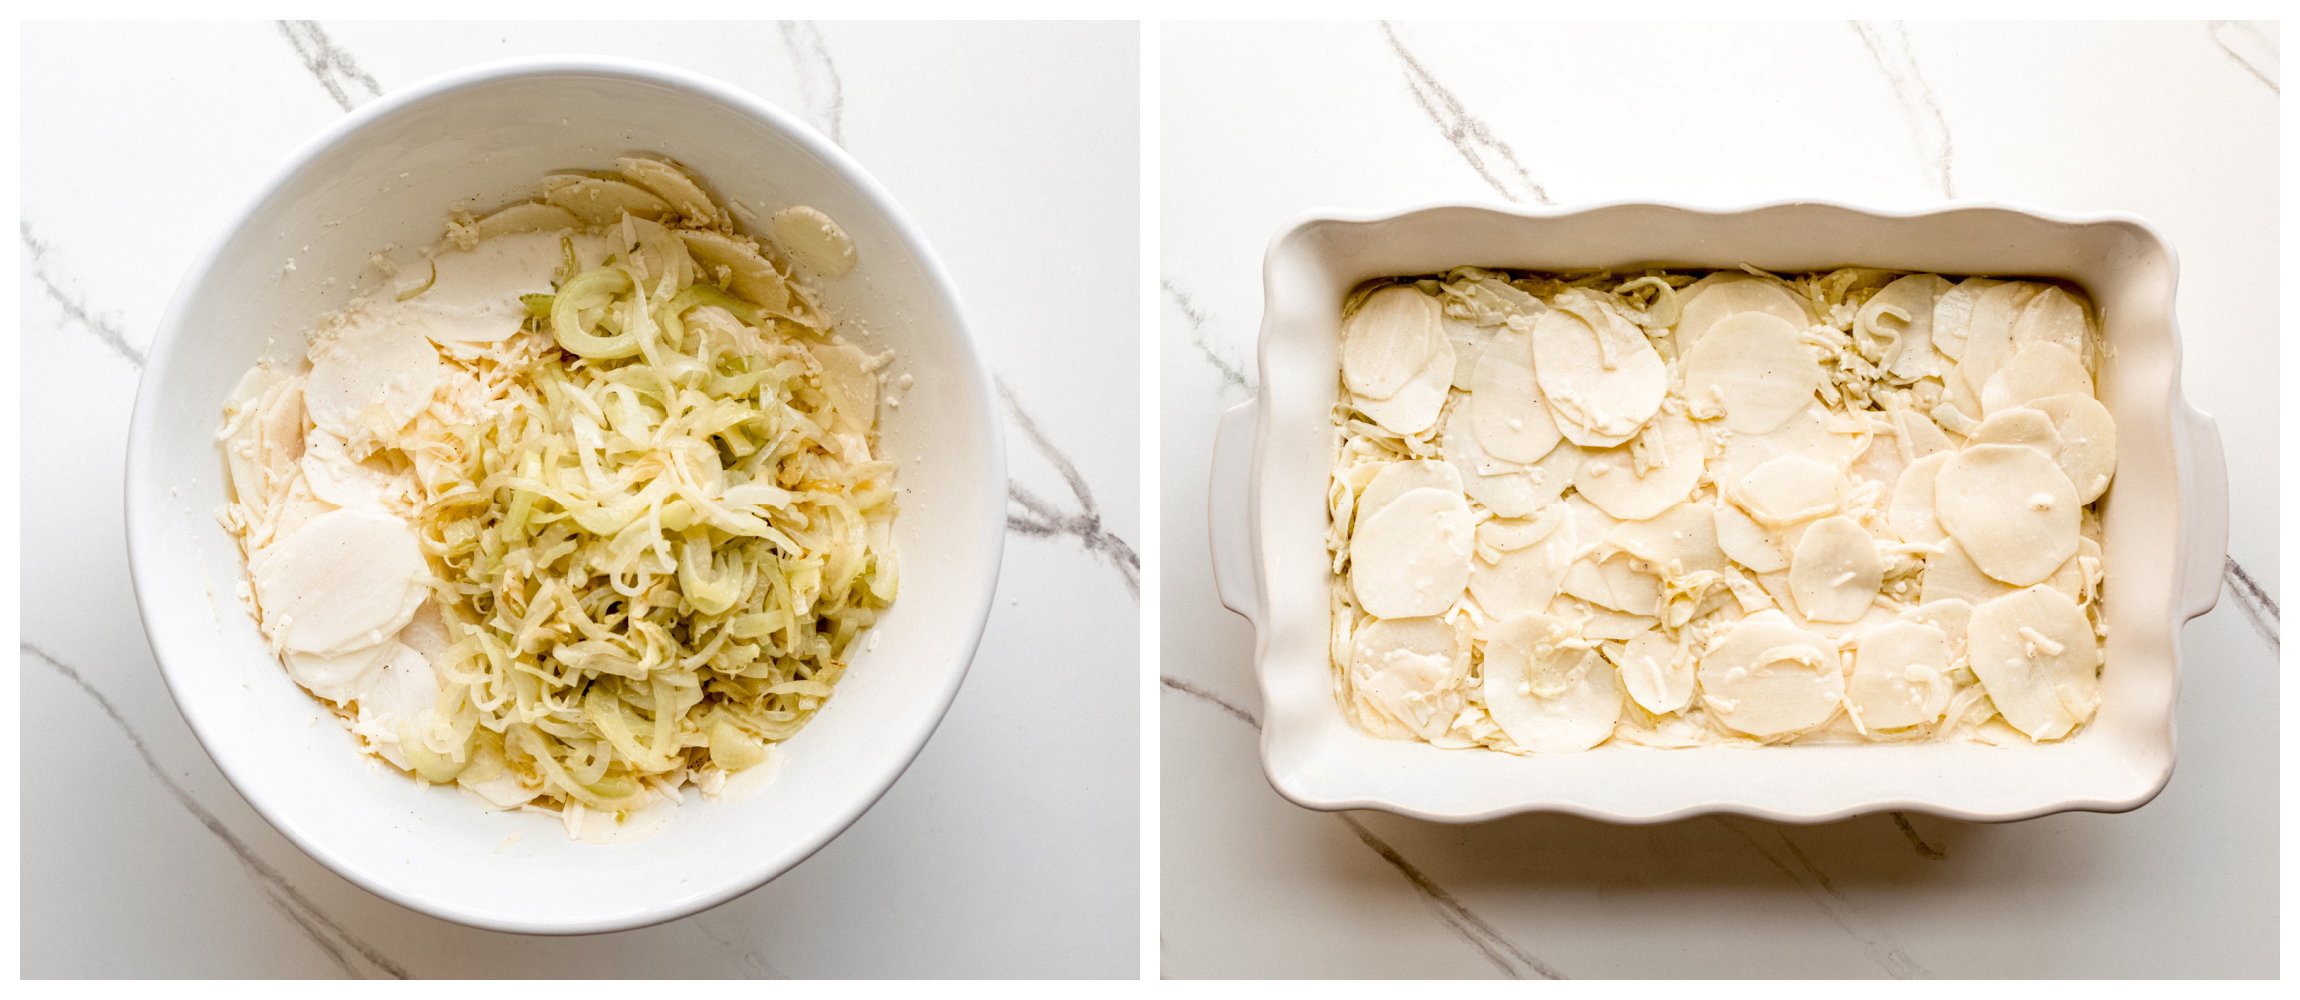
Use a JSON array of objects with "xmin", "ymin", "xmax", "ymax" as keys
[
  {"xmin": 1254, "ymin": 203, "xmax": 2183, "ymax": 823},
  {"xmin": 127, "ymin": 61, "xmax": 1003, "ymax": 932}
]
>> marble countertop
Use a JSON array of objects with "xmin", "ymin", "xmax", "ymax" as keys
[
  {"xmin": 1158, "ymin": 21, "xmax": 2279, "ymax": 978},
  {"xmin": 20, "ymin": 21, "xmax": 1140, "ymax": 978}
]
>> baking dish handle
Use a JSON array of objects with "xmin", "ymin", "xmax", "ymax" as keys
[
  {"xmin": 1209, "ymin": 401, "xmax": 1261, "ymax": 626},
  {"xmin": 2174, "ymin": 400, "xmax": 2229, "ymax": 622}
]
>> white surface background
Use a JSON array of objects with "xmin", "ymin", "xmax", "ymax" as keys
[
  {"xmin": 1159, "ymin": 21, "xmax": 2279, "ymax": 978},
  {"xmin": 20, "ymin": 20, "xmax": 1140, "ymax": 978}
]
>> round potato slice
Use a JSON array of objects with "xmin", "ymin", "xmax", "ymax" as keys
[
  {"xmin": 1609, "ymin": 501, "xmax": 1729, "ymax": 578},
  {"xmin": 1847, "ymin": 620, "xmax": 1953, "ymax": 730},
  {"xmin": 2010, "ymin": 285, "xmax": 2090, "ymax": 358},
  {"xmin": 1343, "ymin": 286, "xmax": 1442, "ymax": 400},
  {"xmin": 1789, "ymin": 516, "xmax": 1884, "ymax": 623},
  {"xmin": 1697, "ymin": 614, "xmax": 1844, "ymax": 738},
  {"xmin": 1480, "ymin": 612, "xmax": 1623, "ymax": 752},
  {"xmin": 679, "ymin": 229, "xmax": 792, "ymax": 313},
  {"xmin": 2029, "ymin": 393, "xmax": 2117, "ymax": 503},
  {"xmin": 1532, "ymin": 308, "xmax": 1666, "ymax": 447},
  {"xmin": 1613, "ymin": 628, "xmax": 1693, "ymax": 715},
  {"xmin": 1967, "ymin": 406, "xmax": 2063, "ymax": 461},
  {"xmin": 1714, "ymin": 499, "xmax": 1789, "ymax": 573},
  {"xmin": 1469, "ymin": 327, "xmax": 1563, "ymax": 462},
  {"xmin": 1928, "ymin": 277, "xmax": 2003, "ymax": 361},
  {"xmin": 1683, "ymin": 311, "xmax": 1824, "ymax": 435},
  {"xmin": 1954, "ymin": 281, "xmax": 2046, "ymax": 401},
  {"xmin": 1981, "ymin": 343, "xmax": 2091, "ymax": 416},
  {"xmin": 1935, "ymin": 444, "xmax": 2080, "ymax": 586},
  {"xmin": 1354, "ymin": 460, "xmax": 1464, "ymax": 530},
  {"xmin": 1574, "ymin": 411, "xmax": 1704, "ymax": 521},
  {"xmin": 1443, "ymin": 426, "xmax": 1574, "ymax": 518},
  {"xmin": 471, "ymin": 202, "xmax": 581, "ymax": 242},
  {"xmin": 1705, "ymin": 402, "xmax": 1863, "ymax": 496},
  {"xmin": 1468, "ymin": 518, "xmax": 1575, "ymax": 622},
  {"xmin": 773, "ymin": 205, "xmax": 857, "ymax": 279},
  {"xmin": 1920, "ymin": 538, "xmax": 2018, "ymax": 607},
  {"xmin": 1860, "ymin": 273, "xmax": 1954, "ymax": 379},
  {"xmin": 614, "ymin": 156, "xmax": 718, "ymax": 225},
  {"xmin": 1897, "ymin": 598, "xmax": 1975, "ymax": 653},
  {"xmin": 1351, "ymin": 617, "xmax": 1464, "ymax": 741},
  {"xmin": 253, "ymin": 508, "xmax": 430, "ymax": 655},
  {"xmin": 1350, "ymin": 486, "xmax": 1475, "ymax": 618},
  {"xmin": 1887, "ymin": 452, "xmax": 1951, "ymax": 546},
  {"xmin": 286, "ymin": 638, "xmax": 401, "ymax": 704},
  {"xmin": 1351, "ymin": 332, "xmax": 1453, "ymax": 436},
  {"xmin": 1968, "ymin": 585, "xmax": 2100, "ymax": 740},
  {"xmin": 1733, "ymin": 455, "xmax": 1844, "ymax": 526},
  {"xmin": 1443, "ymin": 316, "xmax": 1496, "ymax": 390},
  {"xmin": 1674, "ymin": 274, "xmax": 1813, "ymax": 353},
  {"xmin": 304, "ymin": 310, "xmax": 444, "ymax": 439},
  {"xmin": 543, "ymin": 174, "xmax": 672, "ymax": 226}
]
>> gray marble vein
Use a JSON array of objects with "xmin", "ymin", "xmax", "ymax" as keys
[
  {"xmin": 1379, "ymin": 22, "xmax": 1551, "ymax": 205},
  {"xmin": 1162, "ymin": 279, "xmax": 1252, "ymax": 396},
  {"xmin": 1160, "ymin": 675, "xmax": 1257, "ymax": 728},
  {"xmin": 1162, "ymin": 674, "xmax": 1561, "ymax": 979},
  {"xmin": 20, "ymin": 222, "xmax": 144, "ymax": 367},
  {"xmin": 778, "ymin": 21, "xmax": 847, "ymax": 146},
  {"xmin": 278, "ymin": 20, "xmax": 382, "ymax": 113},
  {"xmin": 688, "ymin": 912, "xmax": 788, "ymax": 979},
  {"xmin": 2207, "ymin": 21, "xmax": 2279, "ymax": 93},
  {"xmin": 998, "ymin": 377, "xmax": 1141, "ymax": 597},
  {"xmin": 22, "ymin": 642, "xmax": 409, "ymax": 980},
  {"xmin": 1850, "ymin": 21, "xmax": 1957, "ymax": 199},
  {"xmin": 1713, "ymin": 816, "xmax": 1931, "ymax": 979},
  {"xmin": 2224, "ymin": 557, "xmax": 2278, "ymax": 651},
  {"xmin": 1334, "ymin": 814, "xmax": 1566, "ymax": 980},
  {"xmin": 1889, "ymin": 812, "xmax": 1946, "ymax": 860}
]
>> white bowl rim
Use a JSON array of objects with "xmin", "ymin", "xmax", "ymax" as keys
[{"xmin": 123, "ymin": 54, "xmax": 1008, "ymax": 933}]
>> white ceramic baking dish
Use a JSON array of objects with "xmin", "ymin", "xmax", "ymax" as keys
[
  {"xmin": 1209, "ymin": 201, "xmax": 2227, "ymax": 825},
  {"xmin": 124, "ymin": 57, "xmax": 1006, "ymax": 932}
]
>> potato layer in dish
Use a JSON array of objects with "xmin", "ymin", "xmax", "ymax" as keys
[
  {"xmin": 1327, "ymin": 266, "xmax": 2112, "ymax": 752},
  {"xmin": 219, "ymin": 156, "xmax": 896, "ymax": 840}
]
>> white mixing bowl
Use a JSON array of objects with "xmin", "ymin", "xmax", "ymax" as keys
[{"xmin": 124, "ymin": 57, "xmax": 1006, "ymax": 933}]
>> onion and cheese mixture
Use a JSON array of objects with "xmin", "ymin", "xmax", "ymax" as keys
[
  {"xmin": 219, "ymin": 157, "xmax": 897, "ymax": 836},
  {"xmin": 1327, "ymin": 267, "xmax": 2113, "ymax": 752}
]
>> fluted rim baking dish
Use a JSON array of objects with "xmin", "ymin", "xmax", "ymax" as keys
[
  {"xmin": 1208, "ymin": 200, "xmax": 2227, "ymax": 825},
  {"xmin": 124, "ymin": 56, "xmax": 1006, "ymax": 933}
]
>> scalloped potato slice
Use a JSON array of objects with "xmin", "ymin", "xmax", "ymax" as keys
[
  {"xmin": 1481, "ymin": 612, "xmax": 1622, "ymax": 752},
  {"xmin": 1468, "ymin": 326, "xmax": 1562, "ymax": 463},
  {"xmin": 1887, "ymin": 452, "xmax": 1951, "ymax": 546},
  {"xmin": 1351, "ymin": 486, "xmax": 1475, "ymax": 618},
  {"xmin": 679, "ymin": 229, "xmax": 791, "ymax": 314},
  {"xmin": 1613, "ymin": 628, "xmax": 1693, "ymax": 715},
  {"xmin": 543, "ymin": 174, "xmax": 673, "ymax": 226},
  {"xmin": 1350, "ymin": 617, "xmax": 1464, "ymax": 741},
  {"xmin": 1968, "ymin": 585, "xmax": 2099, "ymax": 740},
  {"xmin": 1981, "ymin": 343, "xmax": 2091, "ymax": 416},
  {"xmin": 1935, "ymin": 444, "xmax": 2079, "ymax": 586},
  {"xmin": 1355, "ymin": 460, "xmax": 1463, "ymax": 529},
  {"xmin": 2029, "ymin": 393, "xmax": 2117, "ymax": 503},
  {"xmin": 1789, "ymin": 515, "xmax": 1883, "ymax": 623},
  {"xmin": 773, "ymin": 205, "xmax": 858, "ymax": 279},
  {"xmin": 1697, "ymin": 614, "xmax": 1844, "ymax": 738},
  {"xmin": 1674, "ymin": 273, "xmax": 1813, "ymax": 353},
  {"xmin": 1573, "ymin": 411, "xmax": 1703, "ymax": 521},
  {"xmin": 614, "ymin": 156, "xmax": 718, "ymax": 225},
  {"xmin": 1343, "ymin": 285, "xmax": 1441, "ymax": 400},
  {"xmin": 1733, "ymin": 455, "xmax": 1844, "ymax": 526},
  {"xmin": 1532, "ymin": 308, "xmax": 1666, "ymax": 448},
  {"xmin": 1848, "ymin": 620, "xmax": 1953, "ymax": 730},
  {"xmin": 1860, "ymin": 273, "xmax": 1954, "ymax": 379},
  {"xmin": 1928, "ymin": 277, "xmax": 2003, "ymax": 360},
  {"xmin": 473, "ymin": 202, "xmax": 581, "ymax": 242},
  {"xmin": 1683, "ymin": 311, "xmax": 1824, "ymax": 435}
]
